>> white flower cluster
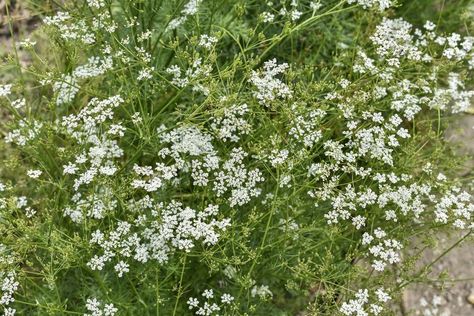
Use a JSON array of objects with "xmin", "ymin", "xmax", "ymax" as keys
[
  {"xmin": 84, "ymin": 297, "xmax": 118, "ymax": 316},
  {"xmin": 0, "ymin": 84, "xmax": 25, "ymax": 110},
  {"xmin": 251, "ymin": 284, "xmax": 273, "ymax": 299},
  {"xmin": 132, "ymin": 125, "xmax": 264, "ymax": 208},
  {"xmin": 0, "ymin": 84, "xmax": 12, "ymax": 97},
  {"xmin": 142, "ymin": 201, "xmax": 230, "ymax": 256},
  {"xmin": 304, "ymin": 112, "xmax": 407, "ymax": 176},
  {"xmin": 342, "ymin": 290, "xmax": 371, "ymax": 316},
  {"xmin": 5, "ymin": 120, "xmax": 43, "ymax": 146},
  {"xmin": 199, "ymin": 35, "xmax": 218, "ymax": 50},
  {"xmin": 64, "ymin": 188, "xmax": 117, "ymax": 223},
  {"xmin": 347, "ymin": 0, "xmax": 394, "ymax": 11},
  {"xmin": 263, "ymin": 0, "xmax": 322, "ymax": 23},
  {"xmin": 434, "ymin": 187, "xmax": 474, "ymax": 229},
  {"xmin": 60, "ymin": 95, "xmax": 124, "ymax": 190},
  {"xmin": 430, "ymin": 72, "xmax": 474, "ymax": 113},
  {"xmin": 159, "ymin": 125, "xmax": 215, "ymax": 159},
  {"xmin": 92, "ymin": 12, "xmax": 118, "ymax": 34},
  {"xmin": 88, "ymin": 201, "xmax": 230, "ymax": 275},
  {"xmin": 44, "ymin": 12, "xmax": 95, "ymax": 44},
  {"xmin": 355, "ymin": 17, "xmax": 474, "ymax": 114},
  {"xmin": 11, "ymin": 98, "xmax": 25, "ymax": 109},
  {"xmin": 56, "ymin": 95, "xmax": 126, "ymax": 228},
  {"xmin": 13, "ymin": 195, "xmax": 36, "ymax": 218},
  {"xmin": 269, "ymin": 149, "xmax": 289, "ymax": 167},
  {"xmin": 312, "ymin": 159, "xmax": 474, "ymax": 271},
  {"xmin": 352, "ymin": 113, "xmax": 409, "ymax": 166},
  {"xmin": 132, "ymin": 163, "xmax": 178, "ymax": 192},
  {"xmin": 74, "ymin": 56, "xmax": 113, "ymax": 79},
  {"xmin": 362, "ymin": 228, "xmax": 402, "ymax": 271},
  {"xmin": 214, "ymin": 148, "xmax": 264, "ymax": 207},
  {"xmin": 69, "ymin": 137, "xmax": 123, "ymax": 191},
  {"xmin": 87, "ymin": 0, "xmax": 106, "ymax": 9},
  {"xmin": 87, "ymin": 221, "xmax": 136, "ymax": 271},
  {"xmin": 0, "ymin": 271, "xmax": 18, "ymax": 314},
  {"xmin": 63, "ymin": 95, "xmax": 124, "ymax": 138},
  {"xmin": 439, "ymin": 33, "xmax": 474, "ymax": 63},
  {"xmin": 140, "ymin": 125, "xmax": 219, "ymax": 187},
  {"xmin": 50, "ymin": 56, "xmax": 113, "ymax": 105},
  {"xmin": 250, "ymin": 59, "xmax": 292, "ymax": 106},
  {"xmin": 358, "ymin": 31, "xmax": 469, "ymax": 121},
  {"xmin": 210, "ymin": 104, "xmax": 250, "ymax": 142},
  {"xmin": 340, "ymin": 288, "xmax": 391, "ymax": 316},
  {"xmin": 166, "ymin": 58, "xmax": 212, "ymax": 94},
  {"xmin": 370, "ymin": 18, "xmax": 428, "ymax": 61},
  {"xmin": 387, "ymin": 80, "xmax": 423, "ymax": 120},
  {"xmin": 367, "ymin": 17, "xmax": 474, "ymax": 66},
  {"xmin": 137, "ymin": 67, "xmax": 154, "ymax": 81},
  {"xmin": 167, "ymin": 0, "xmax": 202, "ymax": 31},
  {"xmin": 187, "ymin": 289, "xmax": 234, "ymax": 315},
  {"xmin": 260, "ymin": 12, "xmax": 275, "ymax": 23},
  {"xmin": 288, "ymin": 106, "xmax": 326, "ymax": 148},
  {"xmin": 52, "ymin": 75, "xmax": 79, "ymax": 105}
]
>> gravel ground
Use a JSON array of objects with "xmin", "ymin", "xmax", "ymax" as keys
[{"xmin": 402, "ymin": 233, "xmax": 474, "ymax": 315}]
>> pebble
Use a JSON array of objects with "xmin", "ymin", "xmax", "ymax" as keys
[{"xmin": 466, "ymin": 293, "xmax": 474, "ymax": 305}]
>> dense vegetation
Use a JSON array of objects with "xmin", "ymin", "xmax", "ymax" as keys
[{"xmin": 0, "ymin": 0, "xmax": 474, "ymax": 314}]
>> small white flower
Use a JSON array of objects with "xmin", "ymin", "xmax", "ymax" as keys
[
  {"xmin": 0, "ymin": 84, "xmax": 12, "ymax": 97},
  {"xmin": 18, "ymin": 38, "xmax": 37, "ymax": 48},
  {"xmin": 290, "ymin": 10, "xmax": 302, "ymax": 21},
  {"xmin": 339, "ymin": 79, "xmax": 351, "ymax": 88},
  {"xmin": 25, "ymin": 207, "xmax": 36, "ymax": 218},
  {"xmin": 11, "ymin": 98, "xmax": 25, "ymax": 109},
  {"xmin": 375, "ymin": 288, "xmax": 391, "ymax": 302},
  {"xmin": 27, "ymin": 169, "xmax": 42, "ymax": 179},
  {"xmin": 310, "ymin": 1, "xmax": 322, "ymax": 11},
  {"xmin": 104, "ymin": 303, "xmax": 118, "ymax": 316},
  {"xmin": 362, "ymin": 232, "xmax": 373, "ymax": 245},
  {"xmin": 251, "ymin": 285, "xmax": 273, "ymax": 299},
  {"xmin": 114, "ymin": 261, "xmax": 129, "ymax": 277},
  {"xmin": 137, "ymin": 67, "xmax": 154, "ymax": 81},
  {"xmin": 221, "ymin": 293, "xmax": 234, "ymax": 304},
  {"xmin": 261, "ymin": 12, "xmax": 275, "ymax": 23},
  {"xmin": 63, "ymin": 163, "xmax": 79, "ymax": 175},
  {"xmin": 187, "ymin": 297, "xmax": 199, "ymax": 309},
  {"xmin": 199, "ymin": 34, "xmax": 218, "ymax": 49},
  {"xmin": 85, "ymin": 297, "xmax": 117, "ymax": 316},
  {"xmin": 131, "ymin": 112, "xmax": 143, "ymax": 124},
  {"xmin": 424, "ymin": 20, "xmax": 436, "ymax": 31},
  {"xmin": 347, "ymin": 0, "xmax": 394, "ymax": 11},
  {"xmin": 250, "ymin": 59, "xmax": 292, "ymax": 106},
  {"xmin": 87, "ymin": 0, "xmax": 106, "ymax": 8},
  {"xmin": 202, "ymin": 289, "xmax": 214, "ymax": 299},
  {"xmin": 352, "ymin": 215, "xmax": 366, "ymax": 229}
]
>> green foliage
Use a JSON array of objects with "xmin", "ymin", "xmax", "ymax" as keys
[{"xmin": 0, "ymin": 0, "xmax": 473, "ymax": 315}]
